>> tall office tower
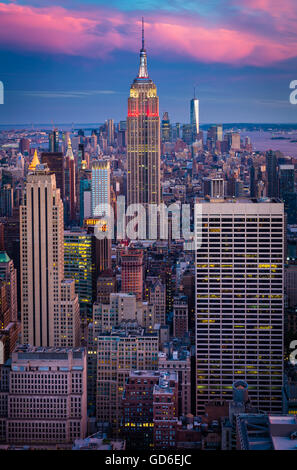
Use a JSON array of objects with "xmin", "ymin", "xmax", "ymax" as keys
[
  {"xmin": 127, "ymin": 19, "xmax": 160, "ymax": 207},
  {"xmin": 0, "ymin": 224, "xmax": 4, "ymax": 251},
  {"xmin": 279, "ymin": 164, "xmax": 297, "ymax": 224},
  {"xmin": 4, "ymin": 345, "xmax": 87, "ymax": 448},
  {"xmin": 172, "ymin": 122, "xmax": 180, "ymax": 140},
  {"xmin": 41, "ymin": 152, "xmax": 65, "ymax": 200},
  {"xmin": 0, "ymin": 280, "xmax": 9, "ymax": 331},
  {"xmin": 49, "ymin": 128, "xmax": 59, "ymax": 153},
  {"xmin": 230, "ymin": 132, "xmax": 241, "ymax": 151},
  {"xmin": 250, "ymin": 164, "xmax": 257, "ymax": 198},
  {"xmin": 266, "ymin": 150, "xmax": 279, "ymax": 198},
  {"xmin": 182, "ymin": 124, "xmax": 194, "ymax": 145},
  {"xmin": 190, "ymin": 90, "xmax": 199, "ymax": 137},
  {"xmin": 216, "ymin": 124, "xmax": 223, "ymax": 142},
  {"xmin": 118, "ymin": 120, "xmax": 127, "ymax": 148},
  {"xmin": 0, "ymin": 272, "xmax": 19, "ymax": 365},
  {"xmin": 16, "ymin": 153, "xmax": 25, "ymax": 174},
  {"xmin": 195, "ymin": 199, "xmax": 284, "ymax": 414},
  {"xmin": 96, "ymin": 321, "xmax": 159, "ymax": 432},
  {"xmin": 0, "ymin": 251, "xmax": 17, "ymax": 322},
  {"xmin": 79, "ymin": 174, "xmax": 92, "ymax": 226},
  {"xmin": 91, "ymin": 132, "xmax": 98, "ymax": 152},
  {"xmin": 91, "ymin": 160, "xmax": 110, "ymax": 218},
  {"xmin": 0, "ymin": 184, "xmax": 13, "ymax": 217},
  {"xmin": 65, "ymin": 138, "xmax": 77, "ymax": 223},
  {"xmin": 20, "ymin": 153, "xmax": 80, "ymax": 347},
  {"xmin": 119, "ymin": 120, "xmax": 127, "ymax": 131},
  {"xmin": 19, "ymin": 137, "xmax": 30, "ymax": 155},
  {"xmin": 207, "ymin": 125, "xmax": 223, "ymax": 151},
  {"xmin": 161, "ymin": 112, "xmax": 172, "ymax": 143},
  {"xmin": 83, "ymin": 218, "xmax": 112, "ymax": 272},
  {"xmin": 64, "ymin": 229, "xmax": 99, "ymax": 321},
  {"xmin": 106, "ymin": 119, "xmax": 115, "ymax": 146},
  {"xmin": 279, "ymin": 164, "xmax": 294, "ymax": 196},
  {"xmin": 173, "ymin": 295, "xmax": 189, "ymax": 339},
  {"xmin": 121, "ymin": 249, "xmax": 143, "ymax": 300},
  {"xmin": 77, "ymin": 143, "xmax": 85, "ymax": 171},
  {"xmin": 149, "ymin": 278, "xmax": 166, "ymax": 325}
]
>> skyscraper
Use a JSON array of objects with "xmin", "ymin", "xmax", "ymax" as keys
[
  {"xmin": 49, "ymin": 128, "xmax": 59, "ymax": 153},
  {"xmin": 65, "ymin": 137, "xmax": 77, "ymax": 223},
  {"xmin": 64, "ymin": 229, "xmax": 99, "ymax": 320},
  {"xmin": 106, "ymin": 119, "xmax": 115, "ymax": 146},
  {"xmin": 91, "ymin": 160, "xmax": 110, "ymax": 218},
  {"xmin": 161, "ymin": 112, "xmax": 172, "ymax": 143},
  {"xmin": 0, "ymin": 251, "xmax": 17, "ymax": 322},
  {"xmin": 41, "ymin": 151, "xmax": 65, "ymax": 200},
  {"xmin": 266, "ymin": 150, "xmax": 279, "ymax": 198},
  {"xmin": 195, "ymin": 199, "xmax": 284, "ymax": 414},
  {"xmin": 0, "ymin": 184, "xmax": 13, "ymax": 217},
  {"xmin": 279, "ymin": 164, "xmax": 297, "ymax": 224},
  {"xmin": 190, "ymin": 89, "xmax": 199, "ymax": 137},
  {"xmin": 121, "ymin": 249, "xmax": 143, "ymax": 300},
  {"xmin": 20, "ymin": 152, "xmax": 80, "ymax": 347},
  {"xmin": 127, "ymin": 18, "xmax": 160, "ymax": 206}
]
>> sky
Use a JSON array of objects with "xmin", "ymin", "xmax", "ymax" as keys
[{"xmin": 0, "ymin": 0, "xmax": 297, "ymax": 124}]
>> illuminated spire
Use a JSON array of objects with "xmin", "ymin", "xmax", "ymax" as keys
[
  {"xmin": 29, "ymin": 149, "xmax": 40, "ymax": 171},
  {"xmin": 138, "ymin": 17, "xmax": 148, "ymax": 79},
  {"xmin": 66, "ymin": 137, "xmax": 74, "ymax": 160}
]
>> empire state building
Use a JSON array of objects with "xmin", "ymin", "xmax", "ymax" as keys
[{"xmin": 127, "ymin": 19, "xmax": 160, "ymax": 207}]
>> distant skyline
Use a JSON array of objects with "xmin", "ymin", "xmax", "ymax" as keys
[{"xmin": 0, "ymin": 0, "xmax": 296, "ymax": 124}]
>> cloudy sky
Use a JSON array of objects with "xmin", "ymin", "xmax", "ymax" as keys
[{"xmin": 0, "ymin": 0, "xmax": 296, "ymax": 124}]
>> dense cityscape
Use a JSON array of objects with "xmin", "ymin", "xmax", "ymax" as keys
[{"xmin": 0, "ymin": 16, "xmax": 297, "ymax": 454}]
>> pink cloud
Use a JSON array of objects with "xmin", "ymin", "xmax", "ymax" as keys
[
  {"xmin": 239, "ymin": 0, "xmax": 296, "ymax": 17},
  {"xmin": 0, "ymin": 2, "xmax": 296, "ymax": 66}
]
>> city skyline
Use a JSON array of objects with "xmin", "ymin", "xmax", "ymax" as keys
[
  {"xmin": 1, "ymin": 0, "xmax": 297, "ymax": 453},
  {"xmin": 0, "ymin": 0, "xmax": 297, "ymax": 124}
]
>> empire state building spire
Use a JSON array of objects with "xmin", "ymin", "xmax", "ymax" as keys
[
  {"xmin": 127, "ymin": 18, "xmax": 160, "ymax": 207},
  {"xmin": 138, "ymin": 17, "xmax": 148, "ymax": 79}
]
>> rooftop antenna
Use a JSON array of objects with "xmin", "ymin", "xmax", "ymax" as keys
[{"xmin": 142, "ymin": 16, "xmax": 145, "ymax": 51}]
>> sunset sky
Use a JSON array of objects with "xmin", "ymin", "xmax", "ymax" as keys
[{"xmin": 0, "ymin": 0, "xmax": 296, "ymax": 124}]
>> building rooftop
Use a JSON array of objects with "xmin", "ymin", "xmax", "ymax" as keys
[
  {"xmin": 0, "ymin": 251, "xmax": 11, "ymax": 263},
  {"xmin": 196, "ymin": 196, "xmax": 283, "ymax": 204},
  {"xmin": 13, "ymin": 344, "xmax": 85, "ymax": 355},
  {"xmin": 237, "ymin": 414, "xmax": 297, "ymax": 450}
]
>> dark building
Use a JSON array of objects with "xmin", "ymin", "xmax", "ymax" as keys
[
  {"xmin": 279, "ymin": 164, "xmax": 296, "ymax": 224},
  {"xmin": 19, "ymin": 138, "xmax": 30, "ymax": 155},
  {"xmin": 266, "ymin": 150, "xmax": 279, "ymax": 198},
  {"xmin": 250, "ymin": 164, "xmax": 256, "ymax": 198},
  {"xmin": 48, "ymin": 129, "xmax": 60, "ymax": 153},
  {"xmin": 161, "ymin": 112, "xmax": 172, "ymax": 143},
  {"xmin": 41, "ymin": 152, "xmax": 65, "ymax": 200}
]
